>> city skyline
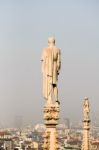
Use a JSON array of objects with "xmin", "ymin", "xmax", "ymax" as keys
[{"xmin": 0, "ymin": 0, "xmax": 99, "ymax": 127}]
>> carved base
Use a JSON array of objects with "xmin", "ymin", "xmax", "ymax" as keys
[
  {"xmin": 44, "ymin": 103, "xmax": 60, "ymax": 125},
  {"xmin": 43, "ymin": 103, "xmax": 60, "ymax": 150}
]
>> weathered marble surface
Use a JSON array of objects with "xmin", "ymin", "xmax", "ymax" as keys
[{"xmin": 41, "ymin": 37, "xmax": 61, "ymax": 105}]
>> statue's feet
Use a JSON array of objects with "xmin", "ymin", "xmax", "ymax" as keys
[{"xmin": 46, "ymin": 100, "xmax": 53, "ymax": 106}]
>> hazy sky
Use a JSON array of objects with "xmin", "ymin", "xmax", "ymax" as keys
[{"xmin": 0, "ymin": 0, "xmax": 99, "ymax": 127}]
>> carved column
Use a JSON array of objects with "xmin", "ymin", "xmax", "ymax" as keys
[
  {"xmin": 42, "ymin": 37, "xmax": 61, "ymax": 150},
  {"xmin": 42, "ymin": 103, "xmax": 60, "ymax": 150},
  {"xmin": 82, "ymin": 97, "xmax": 91, "ymax": 150}
]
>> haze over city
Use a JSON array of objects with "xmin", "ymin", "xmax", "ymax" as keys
[{"xmin": 0, "ymin": 0, "xmax": 99, "ymax": 127}]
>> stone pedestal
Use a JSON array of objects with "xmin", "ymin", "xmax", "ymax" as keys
[
  {"xmin": 82, "ymin": 120, "xmax": 90, "ymax": 150},
  {"xmin": 82, "ymin": 97, "xmax": 90, "ymax": 150},
  {"xmin": 43, "ymin": 103, "xmax": 60, "ymax": 150}
]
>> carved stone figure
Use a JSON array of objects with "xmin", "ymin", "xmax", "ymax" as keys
[
  {"xmin": 83, "ymin": 97, "xmax": 90, "ymax": 120},
  {"xmin": 41, "ymin": 37, "xmax": 61, "ymax": 104}
]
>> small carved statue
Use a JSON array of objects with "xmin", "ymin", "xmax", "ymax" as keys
[{"xmin": 83, "ymin": 97, "xmax": 90, "ymax": 120}]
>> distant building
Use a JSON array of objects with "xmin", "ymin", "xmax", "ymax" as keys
[
  {"xmin": 64, "ymin": 118, "xmax": 70, "ymax": 129},
  {"xmin": 14, "ymin": 116, "xmax": 23, "ymax": 129}
]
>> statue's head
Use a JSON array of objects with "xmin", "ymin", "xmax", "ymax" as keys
[{"xmin": 48, "ymin": 37, "xmax": 55, "ymax": 47}]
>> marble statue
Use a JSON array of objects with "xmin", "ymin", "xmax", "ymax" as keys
[
  {"xmin": 41, "ymin": 37, "xmax": 61, "ymax": 104},
  {"xmin": 83, "ymin": 97, "xmax": 90, "ymax": 120}
]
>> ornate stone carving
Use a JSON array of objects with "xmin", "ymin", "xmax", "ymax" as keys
[
  {"xmin": 42, "ymin": 131, "xmax": 50, "ymax": 150},
  {"xmin": 44, "ymin": 104, "xmax": 59, "ymax": 125},
  {"xmin": 54, "ymin": 131, "xmax": 59, "ymax": 150}
]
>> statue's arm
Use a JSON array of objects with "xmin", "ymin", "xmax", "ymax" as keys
[{"xmin": 57, "ymin": 49, "xmax": 61, "ymax": 74}]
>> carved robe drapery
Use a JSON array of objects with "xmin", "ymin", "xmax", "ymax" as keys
[
  {"xmin": 41, "ymin": 46, "xmax": 61, "ymax": 101},
  {"xmin": 83, "ymin": 99, "xmax": 90, "ymax": 120}
]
